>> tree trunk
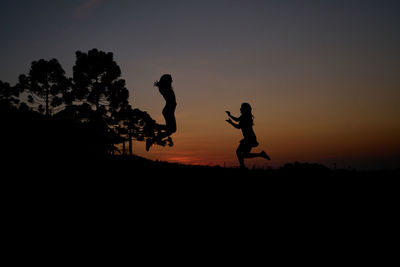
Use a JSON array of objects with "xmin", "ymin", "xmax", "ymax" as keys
[{"xmin": 45, "ymin": 87, "xmax": 49, "ymax": 116}]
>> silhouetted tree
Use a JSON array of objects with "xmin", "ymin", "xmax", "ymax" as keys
[
  {"xmin": 70, "ymin": 49, "xmax": 132, "ymax": 154},
  {"xmin": 117, "ymin": 106, "xmax": 148, "ymax": 155},
  {"xmin": 17, "ymin": 59, "xmax": 70, "ymax": 116},
  {"xmin": 72, "ymin": 49, "xmax": 129, "ymax": 119},
  {"xmin": 1, "ymin": 79, "xmax": 40, "ymax": 160},
  {"xmin": 0, "ymin": 80, "xmax": 21, "ymax": 108},
  {"xmin": 69, "ymin": 48, "xmax": 173, "ymax": 155},
  {"xmin": 117, "ymin": 105, "xmax": 172, "ymax": 155}
]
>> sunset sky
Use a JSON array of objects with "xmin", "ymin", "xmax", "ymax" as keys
[{"xmin": 1, "ymin": 0, "xmax": 399, "ymax": 170}]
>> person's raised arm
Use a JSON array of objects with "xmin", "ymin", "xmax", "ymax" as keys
[
  {"xmin": 225, "ymin": 111, "xmax": 240, "ymax": 121},
  {"xmin": 226, "ymin": 118, "xmax": 240, "ymax": 129}
]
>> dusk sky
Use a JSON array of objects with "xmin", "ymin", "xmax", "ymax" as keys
[{"xmin": 1, "ymin": 0, "xmax": 399, "ymax": 170}]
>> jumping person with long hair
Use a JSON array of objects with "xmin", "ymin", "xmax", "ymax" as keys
[
  {"xmin": 146, "ymin": 74, "xmax": 177, "ymax": 151},
  {"xmin": 226, "ymin": 103, "xmax": 270, "ymax": 168}
]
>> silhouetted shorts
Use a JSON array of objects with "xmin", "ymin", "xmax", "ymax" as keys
[{"xmin": 238, "ymin": 139, "xmax": 259, "ymax": 153}]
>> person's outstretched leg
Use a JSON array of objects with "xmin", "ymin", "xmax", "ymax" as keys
[{"xmin": 260, "ymin": 150, "xmax": 271, "ymax": 160}]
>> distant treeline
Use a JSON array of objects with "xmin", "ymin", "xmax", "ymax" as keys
[{"xmin": 0, "ymin": 48, "xmax": 168, "ymax": 161}]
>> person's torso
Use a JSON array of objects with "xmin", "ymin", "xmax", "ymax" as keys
[
  {"xmin": 160, "ymin": 87, "xmax": 176, "ymax": 107},
  {"xmin": 240, "ymin": 118, "xmax": 256, "ymax": 141}
]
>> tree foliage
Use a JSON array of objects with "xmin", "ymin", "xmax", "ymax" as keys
[
  {"xmin": 72, "ymin": 49, "xmax": 129, "ymax": 116},
  {"xmin": 0, "ymin": 80, "xmax": 21, "ymax": 107},
  {"xmin": 18, "ymin": 58, "xmax": 70, "ymax": 116}
]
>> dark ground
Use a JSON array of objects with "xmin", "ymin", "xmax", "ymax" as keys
[
  {"xmin": 2, "ymin": 154, "xmax": 398, "ymax": 254},
  {"xmin": 4, "ymin": 154, "xmax": 398, "ymax": 196}
]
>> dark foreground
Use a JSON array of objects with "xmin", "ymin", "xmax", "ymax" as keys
[
  {"xmin": 2, "ymin": 154, "xmax": 398, "ymax": 245},
  {"xmin": 5, "ymin": 154, "xmax": 398, "ymax": 178},
  {"xmin": 4, "ymin": 155, "xmax": 398, "ymax": 194}
]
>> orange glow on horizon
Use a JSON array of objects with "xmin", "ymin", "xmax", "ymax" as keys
[{"xmin": 165, "ymin": 156, "xmax": 204, "ymax": 165}]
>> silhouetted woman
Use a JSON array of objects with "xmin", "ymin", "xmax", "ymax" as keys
[
  {"xmin": 146, "ymin": 74, "xmax": 177, "ymax": 151},
  {"xmin": 226, "ymin": 103, "xmax": 270, "ymax": 168}
]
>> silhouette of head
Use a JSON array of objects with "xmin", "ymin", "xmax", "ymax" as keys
[
  {"xmin": 154, "ymin": 74, "xmax": 173, "ymax": 89},
  {"xmin": 240, "ymin": 102, "xmax": 252, "ymax": 116}
]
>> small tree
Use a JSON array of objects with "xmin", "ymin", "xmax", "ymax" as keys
[
  {"xmin": 117, "ymin": 105, "xmax": 172, "ymax": 155},
  {"xmin": 0, "ymin": 80, "xmax": 22, "ymax": 108}
]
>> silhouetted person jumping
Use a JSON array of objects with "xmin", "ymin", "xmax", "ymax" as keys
[
  {"xmin": 146, "ymin": 74, "xmax": 177, "ymax": 151},
  {"xmin": 226, "ymin": 103, "xmax": 270, "ymax": 168}
]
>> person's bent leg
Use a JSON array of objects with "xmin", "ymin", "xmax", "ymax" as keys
[
  {"xmin": 236, "ymin": 144, "xmax": 246, "ymax": 168},
  {"xmin": 243, "ymin": 150, "xmax": 271, "ymax": 160}
]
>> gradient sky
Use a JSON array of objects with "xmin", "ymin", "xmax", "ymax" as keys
[{"xmin": 1, "ymin": 0, "xmax": 399, "ymax": 170}]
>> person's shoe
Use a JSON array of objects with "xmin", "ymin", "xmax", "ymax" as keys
[
  {"xmin": 146, "ymin": 139, "xmax": 153, "ymax": 151},
  {"xmin": 261, "ymin": 151, "xmax": 271, "ymax": 160}
]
